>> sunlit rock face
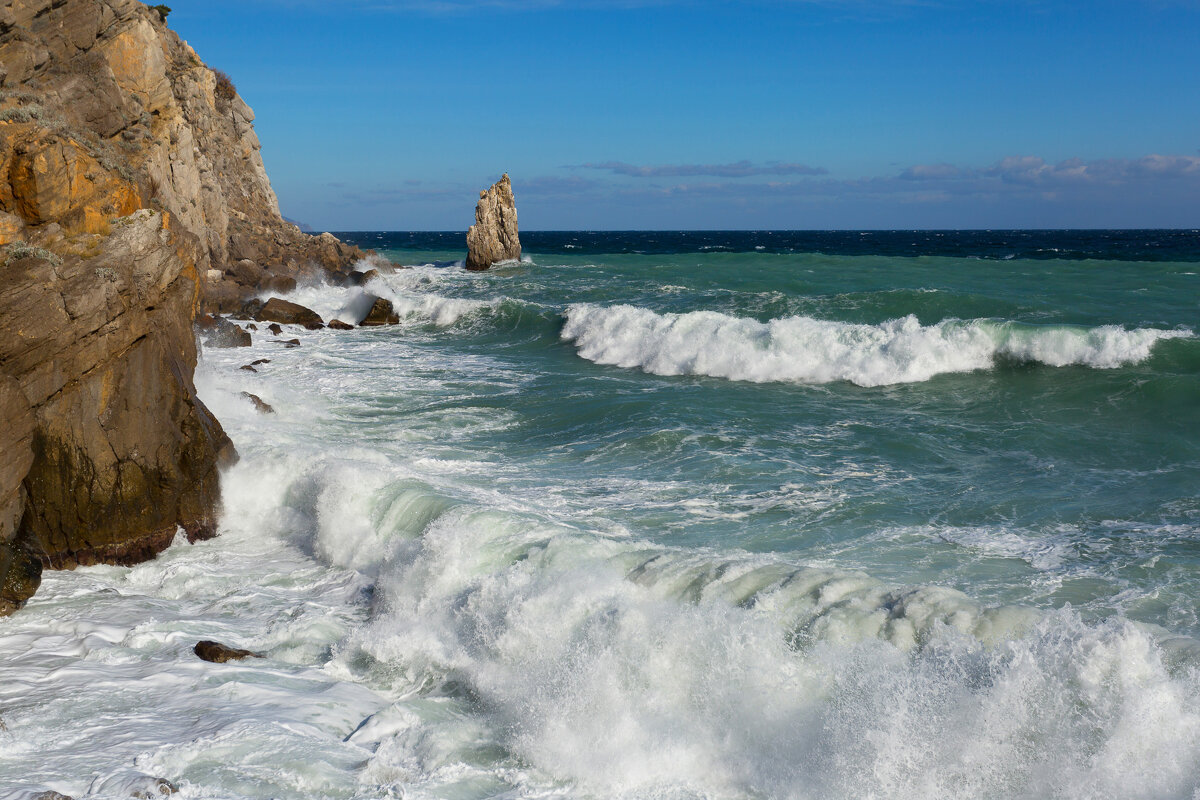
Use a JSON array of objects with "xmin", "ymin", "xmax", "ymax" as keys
[{"xmin": 466, "ymin": 173, "xmax": 521, "ymax": 271}]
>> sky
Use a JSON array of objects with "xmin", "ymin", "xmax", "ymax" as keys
[{"xmin": 167, "ymin": 0, "xmax": 1200, "ymax": 231}]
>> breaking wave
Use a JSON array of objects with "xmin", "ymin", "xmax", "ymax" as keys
[{"xmin": 561, "ymin": 304, "xmax": 1193, "ymax": 386}]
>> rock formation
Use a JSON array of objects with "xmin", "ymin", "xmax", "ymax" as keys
[
  {"xmin": 194, "ymin": 639, "xmax": 261, "ymax": 663},
  {"xmin": 465, "ymin": 173, "xmax": 520, "ymax": 270},
  {"xmin": 0, "ymin": 0, "xmax": 375, "ymax": 613},
  {"xmin": 254, "ymin": 297, "xmax": 324, "ymax": 329},
  {"xmin": 359, "ymin": 295, "xmax": 400, "ymax": 326}
]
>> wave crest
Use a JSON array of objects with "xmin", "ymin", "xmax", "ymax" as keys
[{"xmin": 561, "ymin": 304, "xmax": 1193, "ymax": 387}]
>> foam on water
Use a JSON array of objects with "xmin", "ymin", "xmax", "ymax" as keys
[
  {"xmin": 4, "ymin": 254, "xmax": 1200, "ymax": 798},
  {"xmin": 561, "ymin": 303, "xmax": 1193, "ymax": 386},
  {"xmin": 269, "ymin": 265, "xmax": 495, "ymax": 328}
]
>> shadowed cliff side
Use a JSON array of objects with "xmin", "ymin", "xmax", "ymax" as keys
[{"xmin": 0, "ymin": 0, "xmax": 364, "ymax": 612}]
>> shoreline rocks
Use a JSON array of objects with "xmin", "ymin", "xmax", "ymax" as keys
[
  {"xmin": 465, "ymin": 174, "xmax": 520, "ymax": 271},
  {"xmin": 254, "ymin": 297, "xmax": 324, "ymax": 329},
  {"xmin": 359, "ymin": 296, "xmax": 400, "ymax": 326}
]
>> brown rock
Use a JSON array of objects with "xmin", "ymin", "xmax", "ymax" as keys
[
  {"xmin": 0, "ymin": 537, "xmax": 42, "ymax": 616},
  {"xmin": 267, "ymin": 275, "xmax": 296, "ymax": 295},
  {"xmin": 1, "ymin": 211, "xmax": 234, "ymax": 573},
  {"xmin": 227, "ymin": 258, "xmax": 265, "ymax": 286},
  {"xmin": 358, "ymin": 296, "xmax": 400, "ymax": 326},
  {"xmin": 254, "ymin": 297, "xmax": 323, "ymax": 328},
  {"xmin": 267, "ymin": 323, "xmax": 282, "ymax": 335},
  {"xmin": 250, "ymin": 358, "xmax": 270, "ymax": 366},
  {"xmin": 0, "ymin": 374, "xmax": 35, "ymax": 543},
  {"xmin": 194, "ymin": 639, "xmax": 262, "ymax": 663},
  {"xmin": 239, "ymin": 392, "xmax": 273, "ymax": 414},
  {"xmin": 347, "ymin": 268, "xmax": 379, "ymax": 286},
  {"xmin": 239, "ymin": 365, "xmax": 256, "ymax": 372},
  {"xmin": 328, "ymin": 319, "xmax": 354, "ymax": 330},
  {"xmin": 200, "ymin": 316, "xmax": 251, "ymax": 348},
  {"xmin": 465, "ymin": 173, "xmax": 520, "ymax": 270}
]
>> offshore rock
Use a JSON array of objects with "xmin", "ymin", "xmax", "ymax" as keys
[
  {"xmin": 359, "ymin": 296, "xmax": 400, "ymax": 326},
  {"xmin": 194, "ymin": 640, "xmax": 261, "ymax": 663},
  {"xmin": 465, "ymin": 173, "xmax": 520, "ymax": 271},
  {"xmin": 255, "ymin": 297, "xmax": 324, "ymax": 329}
]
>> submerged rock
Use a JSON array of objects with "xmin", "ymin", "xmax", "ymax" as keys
[
  {"xmin": 328, "ymin": 319, "xmax": 354, "ymax": 330},
  {"xmin": 359, "ymin": 296, "xmax": 400, "ymax": 326},
  {"xmin": 254, "ymin": 297, "xmax": 324, "ymax": 329},
  {"xmin": 193, "ymin": 640, "xmax": 262, "ymax": 663},
  {"xmin": 465, "ymin": 173, "xmax": 521, "ymax": 271},
  {"xmin": 267, "ymin": 323, "xmax": 283, "ymax": 335},
  {"xmin": 239, "ymin": 392, "xmax": 274, "ymax": 414}
]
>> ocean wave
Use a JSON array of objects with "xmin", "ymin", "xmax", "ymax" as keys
[{"xmin": 561, "ymin": 303, "xmax": 1193, "ymax": 387}]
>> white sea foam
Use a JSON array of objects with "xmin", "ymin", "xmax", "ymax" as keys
[
  {"xmin": 4, "ymin": 316, "xmax": 1200, "ymax": 799},
  {"xmin": 561, "ymin": 304, "xmax": 1193, "ymax": 386},
  {"xmin": 263, "ymin": 265, "xmax": 493, "ymax": 328}
]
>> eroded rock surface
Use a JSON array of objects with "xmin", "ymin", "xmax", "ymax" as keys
[
  {"xmin": 465, "ymin": 173, "xmax": 520, "ymax": 271},
  {"xmin": 0, "ymin": 0, "xmax": 378, "ymax": 611}
]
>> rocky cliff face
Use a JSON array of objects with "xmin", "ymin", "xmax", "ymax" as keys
[
  {"xmin": 0, "ymin": 0, "xmax": 364, "ymax": 613},
  {"xmin": 465, "ymin": 173, "xmax": 520, "ymax": 271}
]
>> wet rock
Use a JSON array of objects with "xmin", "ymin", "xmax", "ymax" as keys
[
  {"xmin": 328, "ymin": 319, "xmax": 354, "ymax": 330},
  {"xmin": 347, "ymin": 269, "xmax": 379, "ymax": 286},
  {"xmin": 200, "ymin": 316, "xmax": 251, "ymax": 348},
  {"xmin": 277, "ymin": 338, "xmax": 301, "ymax": 348},
  {"xmin": 194, "ymin": 640, "xmax": 262, "ymax": 663},
  {"xmin": 255, "ymin": 297, "xmax": 324, "ymax": 329},
  {"xmin": 465, "ymin": 173, "xmax": 521, "ymax": 270},
  {"xmin": 246, "ymin": 323, "xmax": 258, "ymax": 331},
  {"xmin": 239, "ymin": 392, "xmax": 274, "ymax": 414},
  {"xmin": 358, "ymin": 296, "xmax": 400, "ymax": 327},
  {"xmin": 0, "ymin": 537, "xmax": 42, "ymax": 616},
  {"xmin": 250, "ymin": 359, "xmax": 271, "ymax": 366},
  {"xmin": 267, "ymin": 323, "xmax": 283, "ymax": 335},
  {"xmin": 239, "ymin": 365, "xmax": 256, "ymax": 372},
  {"xmin": 232, "ymin": 299, "xmax": 264, "ymax": 321},
  {"xmin": 30, "ymin": 792, "xmax": 75, "ymax": 800}
]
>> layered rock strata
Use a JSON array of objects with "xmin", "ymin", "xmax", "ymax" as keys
[
  {"xmin": 465, "ymin": 173, "xmax": 520, "ymax": 270},
  {"xmin": 0, "ymin": 0, "xmax": 370, "ymax": 612}
]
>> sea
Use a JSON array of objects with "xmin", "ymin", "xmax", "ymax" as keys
[{"xmin": 2, "ymin": 229, "xmax": 1199, "ymax": 799}]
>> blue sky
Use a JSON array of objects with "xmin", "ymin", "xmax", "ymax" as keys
[{"xmin": 170, "ymin": 0, "xmax": 1200, "ymax": 230}]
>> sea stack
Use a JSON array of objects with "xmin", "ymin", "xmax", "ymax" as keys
[{"xmin": 465, "ymin": 174, "xmax": 521, "ymax": 271}]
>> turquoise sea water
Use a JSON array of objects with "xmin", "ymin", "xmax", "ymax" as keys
[
  {"xmin": 3, "ymin": 230, "xmax": 1200, "ymax": 799},
  {"xmin": 338, "ymin": 232, "xmax": 1200, "ymax": 632}
]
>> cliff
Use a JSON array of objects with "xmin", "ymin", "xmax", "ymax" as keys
[
  {"xmin": 465, "ymin": 173, "xmax": 520, "ymax": 270},
  {"xmin": 0, "ymin": 0, "xmax": 365, "ymax": 613}
]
